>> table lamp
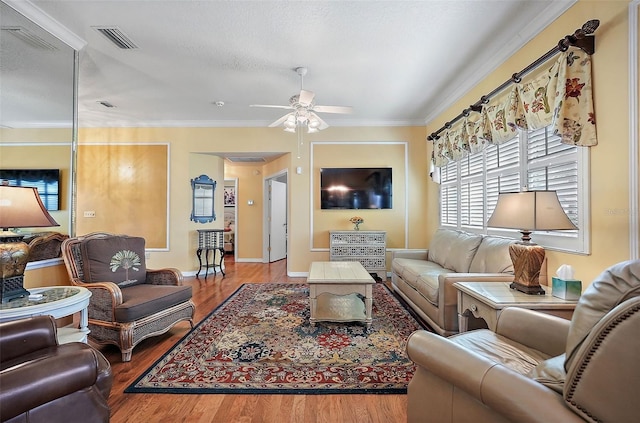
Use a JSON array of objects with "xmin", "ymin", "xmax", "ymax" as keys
[
  {"xmin": 487, "ymin": 191, "xmax": 576, "ymax": 295},
  {"xmin": 0, "ymin": 185, "xmax": 59, "ymax": 302}
]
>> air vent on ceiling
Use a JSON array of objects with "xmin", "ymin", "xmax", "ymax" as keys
[
  {"xmin": 93, "ymin": 26, "xmax": 138, "ymax": 49},
  {"xmin": 1, "ymin": 26, "xmax": 58, "ymax": 50},
  {"xmin": 226, "ymin": 157, "xmax": 267, "ymax": 163}
]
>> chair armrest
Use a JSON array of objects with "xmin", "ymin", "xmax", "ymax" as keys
[
  {"xmin": 79, "ymin": 282, "xmax": 122, "ymax": 321},
  {"xmin": 0, "ymin": 349, "xmax": 99, "ymax": 421},
  {"xmin": 147, "ymin": 267, "xmax": 183, "ymax": 286},
  {"xmin": 496, "ymin": 307, "xmax": 570, "ymax": 357},
  {"xmin": 406, "ymin": 330, "xmax": 583, "ymax": 423},
  {"xmin": 391, "ymin": 249, "xmax": 429, "ymax": 261},
  {"xmin": 0, "ymin": 316, "xmax": 58, "ymax": 362}
]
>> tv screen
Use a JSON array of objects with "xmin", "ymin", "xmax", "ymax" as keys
[
  {"xmin": 320, "ymin": 167, "xmax": 392, "ymax": 209},
  {"xmin": 0, "ymin": 169, "xmax": 61, "ymax": 211}
]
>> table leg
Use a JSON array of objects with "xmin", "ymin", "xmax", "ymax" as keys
[
  {"xmin": 309, "ymin": 286, "xmax": 317, "ymax": 326},
  {"xmin": 79, "ymin": 307, "xmax": 90, "ymax": 340},
  {"xmin": 458, "ymin": 312, "xmax": 469, "ymax": 333},
  {"xmin": 217, "ymin": 247, "xmax": 225, "ymax": 276},
  {"xmin": 196, "ymin": 248, "xmax": 204, "ymax": 277},
  {"xmin": 364, "ymin": 285, "xmax": 373, "ymax": 329}
]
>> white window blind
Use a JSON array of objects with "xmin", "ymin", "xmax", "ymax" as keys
[{"xmin": 438, "ymin": 125, "xmax": 589, "ymax": 253}]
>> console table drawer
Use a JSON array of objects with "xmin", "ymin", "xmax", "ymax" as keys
[{"xmin": 329, "ymin": 230, "xmax": 387, "ymax": 281}]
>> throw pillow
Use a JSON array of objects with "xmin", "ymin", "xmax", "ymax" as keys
[{"xmin": 81, "ymin": 235, "xmax": 147, "ymax": 287}]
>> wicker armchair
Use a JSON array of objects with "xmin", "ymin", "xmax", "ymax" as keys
[{"xmin": 61, "ymin": 232, "xmax": 195, "ymax": 362}]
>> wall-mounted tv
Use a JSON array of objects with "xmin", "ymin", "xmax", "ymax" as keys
[
  {"xmin": 0, "ymin": 169, "xmax": 61, "ymax": 211},
  {"xmin": 320, "ymin": 167, "xmax": 392, "ymax": 210}
]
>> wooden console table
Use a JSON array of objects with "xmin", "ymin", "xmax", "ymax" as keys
[
  {"xmin": 329, "ymin": 230, "xmax": 387, "ymax": 281},
  {"xmin": 196, "ymin": 229, "xmax": 225, "ymax": 278}
]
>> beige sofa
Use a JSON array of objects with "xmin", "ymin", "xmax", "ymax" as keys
[
  {"xmin": 392, "ymin": 228, "xmax": 545, "ymax": 336},
  {"xmin": 405, "ymin": 259, "xmax": 640, "ymax": 423}
]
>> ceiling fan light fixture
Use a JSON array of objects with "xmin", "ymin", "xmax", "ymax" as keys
[
  {"xmin": 284, "ymin": 126, "xmax": 296, "ymax": 133},
  {"xmin": 307, "ymin": 127, "xmax": 319, "ymax": 134}
]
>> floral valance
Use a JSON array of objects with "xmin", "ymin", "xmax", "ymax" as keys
[{"xmin": 432, "ymin": 46, "xmax": 597, "ymax": 167}]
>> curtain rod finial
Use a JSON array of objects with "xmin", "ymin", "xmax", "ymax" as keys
[{"xmin": 582, "ymin": 19, "xmax": 600, "ymax": 35}]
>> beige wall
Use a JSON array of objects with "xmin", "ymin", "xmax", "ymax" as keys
[
  {"xmin": 76, "ymin": 126, "xmax": 428, "ymax": 274},
  {"xmin": 426, "ymin": 0, "xmax": 634, "ymax": 285}
]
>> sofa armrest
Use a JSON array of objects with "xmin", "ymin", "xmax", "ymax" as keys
[
  {"xmin": 496, "ymin": 307, "xmax": 570, "ymax": 357},
  {"xmin": 391, "ymin": 249, "xmax": 429, "ymax": 261},
  {"xmin": 406, "ymin": 330, "xmax": 583, "ymax": 423},
  {"xmin": 0, "ymin": 349, "xmax": 99, "ymax": 421},
  {"xmin": 0, "ymin": 316, "xmax": 58, "ymax": 363},
  {"xmin": 147, "ymin": 267, "xmax": 183, "ymax": 286}
]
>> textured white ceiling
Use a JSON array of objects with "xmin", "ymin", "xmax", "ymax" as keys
[{"xmin": 9, "ymin": 0, "xmax": 576, "ymax": 128}]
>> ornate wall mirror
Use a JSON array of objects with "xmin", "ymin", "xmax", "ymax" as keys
[{"xmin": 190, "ymin": 174, "xmax": 216, "ymax": 223}]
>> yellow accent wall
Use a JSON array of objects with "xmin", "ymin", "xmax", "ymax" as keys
[
  {"xmin": 426, "ymin": 0, "xmax": 634, "ymax": 285},
  {"xmin": 76, "ymin": 144, "xmax": 168, "ymax": 247}
]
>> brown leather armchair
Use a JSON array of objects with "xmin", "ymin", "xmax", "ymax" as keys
[
  {"xmin": 61, "ymin": 232, "xmax": 195, "ymax": 362},
  {"xmin": 406, "ymin": 259, "xmax": 640, "ymax": 423},
  {"xmin": 0, "ymin": 315, "xmax": 113, "ymax": 423}
]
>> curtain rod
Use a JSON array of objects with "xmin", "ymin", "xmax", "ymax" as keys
[{"xmin": 427, "ymin": 19, "xmax": 600, "ymax": 142}]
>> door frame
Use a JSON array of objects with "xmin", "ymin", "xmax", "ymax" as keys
[
  {"xmin": 224, "ymin": 178, "xmax": 238, "ymax": 261},
  {"xmin": 262, "ymin": 169, "xmax": 288, "ymax": 264}
]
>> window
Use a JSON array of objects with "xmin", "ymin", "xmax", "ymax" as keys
[{"xmin": 439, "ymin": 125, "xmax": 589, "ymax": 253}]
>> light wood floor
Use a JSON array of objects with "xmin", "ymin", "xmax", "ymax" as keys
[{"xmin": 101, "ymin": 256, "xmax": 409, "ymax": 423}]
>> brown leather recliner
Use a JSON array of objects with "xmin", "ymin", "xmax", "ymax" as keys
[
  {"xmin": 0, "ymin": 315, "xmax": 113, "ymax": 423},
  {"xmin": 406, "ymin": 259, "xmax": 640, "ymax": 423}
]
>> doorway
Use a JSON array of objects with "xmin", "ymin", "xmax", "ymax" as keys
[{"xmin": 263, "ymin": 170, "xmax": 288, "ymax": 263}]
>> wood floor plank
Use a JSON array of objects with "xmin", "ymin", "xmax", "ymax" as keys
[{"xmin": 103, "ymin": 256, "xmax": 408, "ymax": 423}]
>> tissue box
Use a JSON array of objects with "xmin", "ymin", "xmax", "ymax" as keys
[{"xmin": 552, "ymin": 277, "xmax": 582, "ymax": 300}]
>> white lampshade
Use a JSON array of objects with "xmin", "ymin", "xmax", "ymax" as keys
[
  {"xmin": 0, "ymin": 186, "xmax": 59, "ymax": 230},
  {"xmin": 487, "ymin": 191, "xmax": 576, "ymax": 231}
]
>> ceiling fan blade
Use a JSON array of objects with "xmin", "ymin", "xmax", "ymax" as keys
[
  {"xmin": 268, "ymin": 113, "xmax": 294, "ymax": 128},
  {"xmin": 250, "ymin": 104, "xmax": 294, "ymax": 110},
  {"xmin": 298, "ymin": 89, "xmax": 315, "ymax": 106},
  {"xmin": 313, "ymin": 105, "xmax": 353, "ymax": 114},
  {"xmin": 310, "ymin": 112, "xmax": 329, "ymax": 130}
]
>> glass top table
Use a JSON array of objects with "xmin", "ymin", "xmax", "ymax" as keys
[{"xmin": 0, "ymin": 286, "xmax": 91, "ymax": 343}]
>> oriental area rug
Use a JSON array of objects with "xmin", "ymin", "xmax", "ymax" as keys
[{"xmin": 125, "ymin": 283, "xmax": 425, "ymax": 394}]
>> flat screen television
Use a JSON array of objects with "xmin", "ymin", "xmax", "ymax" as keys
[
  {"xmin": 320, "ymin": 167, "xmax": 392, "ymax": 209},
  {"xmin": 0, "ymin": 169, "xmax": 61, "ymax": 211}
]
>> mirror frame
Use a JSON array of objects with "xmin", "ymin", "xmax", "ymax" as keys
[{"xmin": 190, "ymin": 174, "xmax": 217, "ymax": 223}]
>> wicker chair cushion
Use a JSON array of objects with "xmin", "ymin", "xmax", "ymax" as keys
[
  {"xmin": 81, "ymin": 235, "xmax": 147, "ymax": 287},
  {"xmin": 115, "ymin": 284, "xmax": 192, "ymax": 322}
]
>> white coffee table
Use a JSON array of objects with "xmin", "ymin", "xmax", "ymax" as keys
[
  {"xmin": 307, "ymin": 261, "xmax": 375, "ymax": 329},
  {"xmin": 0, "ymin": 286, "xmax": 91, "ymax": 343}
]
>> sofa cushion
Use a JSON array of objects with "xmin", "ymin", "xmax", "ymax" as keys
[
  {"xmin": 393, "ymin": 258, "xmax": 442, "ymax": 285},
  {"xmin": 81, "ymin": 235, "xmax": 147, "ymax": 287},
  {"xmin": 115, "ymin": 284, "xmax": 193, "ymax": 322},
  {"xmin": 469, "ymin": 235, "xmax": 514, "ymax": 273},
  {"xmin": 428, "ymin": 229, "xmax": 482, "ymax": 273},
  {"xmin": 565, "ymin": 260, "xmax": 640, "ymax": 371}
]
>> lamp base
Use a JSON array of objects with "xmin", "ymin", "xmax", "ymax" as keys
[
  {"xmin": 509, "ymin": 241, "xmax": 546, "ymax": 296},
  {"xmin": 0, "ymin": 234, "xmax": 30, "ymax": 303},
  {"xmin": 510, "ymin": 280, "xmax": 546, "ymax": 295},
  {"xmin": 1, "ymin": 275, "xmax": 30, "ymax": 303}
]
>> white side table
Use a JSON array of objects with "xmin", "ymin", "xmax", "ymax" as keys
[
  {"xmin": 0, "ymin": 286, "xmax": 91, "ymax": 343},
  {"xmin": 454, "ymin": 281, "xmax": 577, "ymax": 333}
]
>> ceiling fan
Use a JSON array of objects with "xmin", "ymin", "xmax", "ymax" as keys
[{"xmin": 250, "ymin": 67, "xmax": 353, "ymax": 133}]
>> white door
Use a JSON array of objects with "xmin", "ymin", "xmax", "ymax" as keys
[{"xmin": 269, "ymin": 180, "xmax": 287, "ymax": 262}]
